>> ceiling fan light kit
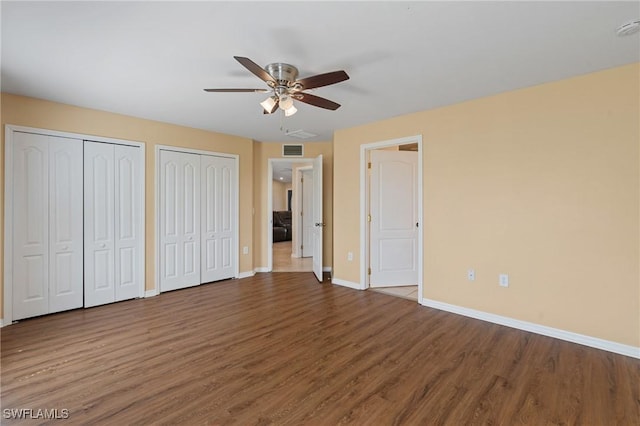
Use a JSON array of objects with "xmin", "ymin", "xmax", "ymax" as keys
[{"xmin": 205, "ymin": 56, "xmax": 349, "ymax": 117}]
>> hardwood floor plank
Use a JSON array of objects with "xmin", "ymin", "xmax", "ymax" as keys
[{"xmin": 2, "ymin": 272, "xmax": 638, "ymax": 425}]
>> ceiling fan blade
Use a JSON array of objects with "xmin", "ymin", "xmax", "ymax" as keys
[
  {"xmin": 234, "ymin": 56, "xmax": 275, "ymax": 84},
  {"xmin": 295, "ymin": 92, "xmax": 341, "ymax": 110},
  {"xmin": 204, "ymin": 88, "xmax": 270, "ymax": 93},
  {"xmin": 295, "ymin": 70, "xmax": 349, "ymax": 90},
  {"xmin": 263, "ymin": 99, "xmax": 279, "ymax": 114}
]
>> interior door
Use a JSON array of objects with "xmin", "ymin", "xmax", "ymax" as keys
[
  {"xmin": 369, "ymin": 150, "xmax": 419, "ymax": 287},
  {"xmin": 13, "ymin": 132, "xmax": 50, "ymax": 320},
  {"xmin": 48, "ymin": 137, "xmax": 83, "ymax": 313},
  {"xmin": 160, "ymin": 150, "xmax": 201, "ymax": 292},
  {"xmin": 84, "ymin": 141, "xmax": 116, "ymax": 307},
  {"xmin": 201, "ymin": 155, "xmax": 235, "ymax": 283},
  {"xmin": 302, "ymin": 169, "xmax": 314, "ymax": 257},
  {"xmin": 114, "ymin": 145, "xmax": 143, "ymax": 301},
  {"xmin": 312, "ymin": 155, "xmax": 323, "ymax": 281}
]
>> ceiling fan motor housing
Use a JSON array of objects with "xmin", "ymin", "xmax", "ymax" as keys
[{"xmin": 266, "ymin": 63, "xmax": 299, "ymax": 87}]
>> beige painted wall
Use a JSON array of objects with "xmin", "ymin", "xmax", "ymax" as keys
[
  {"xmin": 272, "ymin": 180, "xmax": 288, "ymax": 211},
  {"xmin": 333, "ymin": 63, "xmax": 640, "ymax": 347},
  {"xmin": 1, "ymin": 93, "xmax": 255, "ymax": 316},
  {"xmin": 253, "ymin": 141, "xmax": 333, "ymax": 269}
]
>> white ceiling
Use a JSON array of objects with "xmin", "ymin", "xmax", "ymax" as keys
[{"xmin": 2, "ymin": 1, "xmax": 638, "ymax": 142}]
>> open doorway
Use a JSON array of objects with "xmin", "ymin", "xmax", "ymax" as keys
[
  {"xmin": 269, "ymin": 159, "xmax": 313, "ymax": 272},
  {"xmin": 361, "ymin": 137, "xmax": 423, "ymax": 302}
]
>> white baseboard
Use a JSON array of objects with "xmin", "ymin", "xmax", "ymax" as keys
[
  {"xmin": 323, "ymin": 267, "xmax": 332, "ymax": 273},
  {"xmin": 237, "ymin": 271, "xmax": 255, "ymax": 279},
  {"xmin": 0, "ymin": 318, "xmax": 4, "ymax": 327},
  {"xmin": 144, "ymin": 289, "xmax": 159, "ymax": 298},
  {"xmin": 421, "ymin": 298, "xmax": 640, "ymax": 359},
  {"xmin": 254, "ymin": 267, "xmax": 270, "ymax": 273},
  {"xmin": 331, "ymin": 278, "xmax": 365, "ymax": 290}
]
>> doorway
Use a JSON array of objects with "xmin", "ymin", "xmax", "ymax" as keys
[
  {"xmin": 267, "ymin": 157, "xmax": 323, "ymax": 280},
  {"xmin": 361, "ymin": 137, "xmax": 423, "ymax": 302}
]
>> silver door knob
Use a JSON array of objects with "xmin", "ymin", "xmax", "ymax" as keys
[
  {"xmin": 99, "ymin": 243, "xmax": 106, "ymax": 248},
  {"xmin": 188, "ymin": 236, "xmax": 193, "ymax": 241},
  {"xmin": 61, "ymin": 246, "xmax": 68, "ymax": 251}
]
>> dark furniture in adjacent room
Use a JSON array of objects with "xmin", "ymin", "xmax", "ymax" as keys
[{"xmin": 273, "ymin": 210, "xmax": 292, "ymax": 242}]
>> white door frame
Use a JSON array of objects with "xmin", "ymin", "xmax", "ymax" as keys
[
  {"xmin": 266, "ymin": 158, "xmax": 313, "ymax": 272},
  {"xmin": 296, "ymin": 165, "xmax": 313, "ymax": 258},
  {"xmin": 3, "ymin": 124, "xmax": 146, "ymax": 326},
  {"xmin": 154, "ymin": 145, "xmax": 239, "ymax": 294},
  {"xmin": 360, "ymin": 135, "xmax": 423, "ymax": 302}
]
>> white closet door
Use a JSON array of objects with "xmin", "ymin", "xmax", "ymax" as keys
[
  {"xmin": 201, "ymin": 155, "xmax": 235, "ymax": 283},
  {"xmin": 160, "ymin": 150, "xmax": 201, "ymax": 292},
  {"xmin": 48, "ymin": 137, "xmax": 83, "ymax": 313},
  {"xmin": 84, "ymin": 141, "xmax": 116, "ymax": 307},
  {"xmin": 114, "ymin": 145, "xmax": 143, "ymax": 302},
  {"xmin": 13, "ymin": 133, "xmax": 50, "ymax": 320}
]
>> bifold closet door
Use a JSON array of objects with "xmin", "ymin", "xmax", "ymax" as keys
[
  {"xmin": 201, "ymin": 155, "xmax": 236, "ymax": 283},
  {"xmin": 160, "ymin": 150, "xmax": 201, "ymax": 292},
  {"xmin": 84, "ymin": 141, "xmax": 143, "ymax": 307},
  {"xmin": 12, "ymin": 132, "xmax": 83, "ymax": 320}
]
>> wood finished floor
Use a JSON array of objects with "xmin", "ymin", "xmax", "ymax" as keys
[
  {"xmin": 2, "ymin": 273, "xmax": 638, "ymax": 425},
  {"xmin": 272, "ymin": 241, "xmax": 312, "ymax": 272}
]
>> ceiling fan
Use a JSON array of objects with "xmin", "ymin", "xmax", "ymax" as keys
[{"xmin": 204, "ymin": 56, "xmax": 349, "ymax": 116}]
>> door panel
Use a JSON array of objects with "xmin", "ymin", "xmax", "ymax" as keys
[
  {"xmin": 182, "ymin": 159, "xmax": 200, "ymax": 286},
  {"xmin": 200, "ymin": 155, "xmax": 235, "ymax": 283},
  {"xmin": 84, "ymin": 141, "xmax": 115, "ymax": 307},
  {"xmin": 114, "ymin": 145, "xmax": 142, "ymax": 302},
  {"xmin": 160, "ymin": 150, "xmax": 200, "ymax": 291},
  {"xmin": 312, "ymin": 155, "xmax": 323, "ymax": 281},
  {"xmin": 49, "ymin": 137, "xmax": 83, "ymax": 312},
  {"xmin": 13, "ymin": 133, "xmax": 49, "ymax": 319},
  {"xmin": 370, "ymin": 150, "xmax": 418, "ymax": 287}
]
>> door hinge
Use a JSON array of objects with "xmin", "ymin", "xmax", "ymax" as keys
[
  {"xmin": 368, "ymin": 162, "xmax": 371, "ymax": 169},
  {"xmin": 367, "ymin": 214, "xmax": 371, "ymax": 222},
  {"xmin": 368, "ymin": 267, "xmax": 371, "ymax": 275},
  {"xmin": 301, "ymin": 177, "xmax": 303, "ymax": 183},
  {"xmin": 301, "ymin": 245, "xmax": 303, "ymax": 250},
  {"xmin": 301, "ymin": 211, "xmax": 303, "ymax": 216}
]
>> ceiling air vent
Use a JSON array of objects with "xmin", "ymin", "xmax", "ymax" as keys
[
  {"xmin": 282, "ymin": 144, "xmax": 304, "ymax": 157},
  {"xmin": 286, "ymin": 129, "xmax": 317, "ymax": 139}
]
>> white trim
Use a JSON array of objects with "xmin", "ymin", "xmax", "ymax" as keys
[
  {"xmin": 323, "ymin": 267, "xmax": 332, "ymax": 273},
  {"xmin": 4, "ymin": 125, "xmax": 146, "ymax": 325},
  {"xmin": 237, "ymin": 271, "xmax": 255, "ymax": 279},
  {"xmin": 254, "ymin": 267, "xmax": 270, "ymax": 273},
  {"xmin": 331, "ymin": 278, "xmax": 365, "ymax": 290},
  {"xmin": 5, "ymin": 124, "xmax": 144, "ymax": 147},
  {"xmin": 144, "ymin": 289, "xmax": 159, "ymax": 298},
  {"xmin": 0, "ymin": 319, "xmax": 4, "ymax": 327},
  {"xmin": 360, "ymin": 135, "xmax": 423, "ymax": 300},
  {"xmin": 421, "ymin": 298, "xmax": 640, "ymax": 359},
  {"xmin": 154, "ymin": 145, "xmax": 240, "ymax": 293}
]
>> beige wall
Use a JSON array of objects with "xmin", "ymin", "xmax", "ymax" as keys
[
  {"xmin": 1, "ymin": 93, "xmax": 255, "ymax": 316},
  {"xmin": 333, "ymin": 63, "xmax": 640, "ymax": 347},
  {"xmin": 272, "ymin": 180, "xmax": 288, "ymax": 211},
  {"xmin": 252, "ymin": 141, "xmax": 333, "ymax": 269}
]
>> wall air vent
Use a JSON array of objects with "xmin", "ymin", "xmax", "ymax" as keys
[{"xmin": 282, "ymin": 144, "xmax": 304, "ymax": 157}]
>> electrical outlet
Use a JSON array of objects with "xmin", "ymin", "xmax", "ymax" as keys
[
  {"xmin": 347, "ymin": 252, "xmax": 353, "ymax": 261},
  {"xmin": 243, "ymin": 246, "xmax": 249, "ymax": 255},
  {"xmin": 467, "ymin": 269, "xmax": 475, "ymax": 281},
  {"xmin": 499, "ymin": 274, "xmax": 509, "ymax": 287}
]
